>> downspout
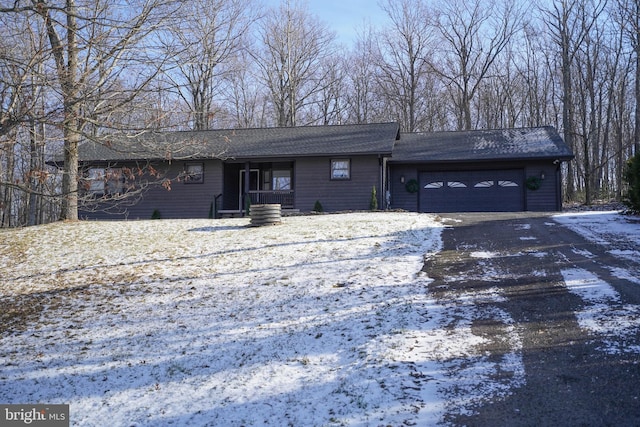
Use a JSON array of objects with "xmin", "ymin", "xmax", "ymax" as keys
[
  {"xmin": 381, "ymin": 155, "xmax": 389, "ymax": 210},
  {"xmin": 243, "ymin": 162, "xmax": 250, "ymax": 217},
  {"xmin": 378, "ymin": 155, "xmax": 385, "ymax": 210},
  {"xmin": 523, "ymin": 168, "xmax": 529, "ymax": 211}
]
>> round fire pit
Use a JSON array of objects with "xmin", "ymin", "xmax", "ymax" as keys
[{"xmin": 249, "ymin": 204, "xmax": 282, "ymax": 226}]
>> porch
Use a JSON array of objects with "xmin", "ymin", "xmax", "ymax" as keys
[
  {"xmin": 220, "ymin": 161, "xmax": 295, "ymax": 215},
  {"xmin": 247, "ymin": 190, "xmax": 295, "ymax": 207}
]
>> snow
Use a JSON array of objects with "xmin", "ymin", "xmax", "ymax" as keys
[
  {"xmin": 1, "ymin": 210, "xmax": 638, "ymax": 426},
  {"xmin": 561, "ymin": 268, "xmax": 640, "ymax": 355},
  {"xmin": 555, "ymin": 211, "xmax": 640, "ymax": 355},
  {"xmin": 469, "ymin": 251, "xmax": 500, "ymax": 259},
  {"xmin": 0, "ymin": 212, "xmax": 497, "ymax": 426},
  {"xmin": 554, "ymin": 210, "xmax": 640, "ymax": 250}
]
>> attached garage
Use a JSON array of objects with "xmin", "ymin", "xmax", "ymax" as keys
[
  {"xmin": 419, "ymin": 169, "xmax": 524, "ymax": 212},
  {"xmin": 388, "ymin": 127, "xmax": 574, "ymax": 213}
]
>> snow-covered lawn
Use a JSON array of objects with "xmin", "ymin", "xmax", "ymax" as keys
[
  {"xmin": 1, "ymin": 211, "xmax": 638, "ymax": 426},
  {"xmin": 0, "ymin": 213, "xmax": 472, "ymax": 426},
  {"xmin": 554, "ymin": 210, "xmax": 640, "ymax": 254},
  {"xmin": 554, "ymin": 211, "xmax": 640, "ymax": 356}
]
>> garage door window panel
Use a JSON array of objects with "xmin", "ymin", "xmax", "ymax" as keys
[
  {"xmin": 424, "ymin": 181, "xmax": 444, "ymax": 189},
  {"xmin": 448, "ymin": 181, "xmax": 467, "ymax": 188}
]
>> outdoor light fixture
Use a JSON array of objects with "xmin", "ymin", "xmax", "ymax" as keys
[
  {"xmin": 540, "ymin": 171, "xmax": 545, "ymax": 180},
  {"xmin": 400, "ymin": 175, "xmax": 405, "ymax": 183}
]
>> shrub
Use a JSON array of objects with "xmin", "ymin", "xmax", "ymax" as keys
[
  {"xmin": 244, "ymin": 196, "xmax": 251, "ymax": 215},
  {"xmin": 370, "ymin": 186, "xmax": 378, "ymax": 211},
  {"xmin": 313, "ymin": 200, "xmax": 323, "ymax": 213},
  {"xmin": 624, "ymin": 151, "xmax": 640, "ymax": 212},
  {"xmin": 151, "ymin": 209, "xmax": 161, "ymax": 219}
]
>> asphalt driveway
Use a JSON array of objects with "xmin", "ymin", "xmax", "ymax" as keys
[{"xmin": 422, "ymin": 212, "xmax": 640, "ymax": 427}]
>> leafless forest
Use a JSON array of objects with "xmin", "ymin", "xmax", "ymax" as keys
[{"xmin": 1, "ymin": 0, "xmax": 638, "ymax": 226}]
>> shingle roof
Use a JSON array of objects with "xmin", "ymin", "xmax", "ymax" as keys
[
  {"xmin": 390, "ymin": 126, "xmax": 574, "ymax": 163},
  {"xmin": 70, "ymin": 123, "xmax": 573, "ymax": 165},
  {"xmin": 76, "ymin": 122, "xmax": 400, "ymax": 162}
]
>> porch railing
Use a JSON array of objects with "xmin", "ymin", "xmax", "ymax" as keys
[{"xmin": 248, "ymin": 190, "xmax": 295, "ymax": 208}]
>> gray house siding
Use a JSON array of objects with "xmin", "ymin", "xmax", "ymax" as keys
[
  {"xmin": 137, "ymin": 160, "xmax": 223, "ymax": 219},
  {"xmin": 524, "ymin": 162, "xmax": 563, "ymax": 211},
  {"xmin": 388, "ymin": 164, "xmax": 419, "ymax": 212},
  {"xmin": 295, "ymin": 155, "xmax": 383, "ymax": 212},
  {"xmin": 79, "ymin": 160, "xmax": 223, "ymax": 220}
]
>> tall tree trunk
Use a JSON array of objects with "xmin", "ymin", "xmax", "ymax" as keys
[
  {"xmin": 28, "ymin": 120, "xmax": 40, "ymax": 226},
  {"xmin": 1, "ymin": 139, "xmax": 15, "ymax": 227},
  {"xmin": 562, "ymin": 31, "xmax": 576, "ymax": 200},
  {"xmin": 635, "ymin": 42, "xmax": 640, "ymax": 153},
  {"xmin": 40, "ymin": 0, "xmax": 80, "ymax": 220}
]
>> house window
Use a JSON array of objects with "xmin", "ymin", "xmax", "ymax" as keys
[
  {"xmin": 183, "ymin": 162, "xmax": 204, "ymax": 183},
  {"xmin": 88, "ymin": 168, "xmax": 105, "ymax": 194},
  {"xmin": 272, "ymin": 170, "xmax": 291, "ymax": 190},
  {"xmin": 331, "ymin": 159, "xmax": 350, "ymax": 180},
  {"xmin": 87, "ymin": 167, "xmax": 124, "ymax": 196},
  {"xmin": 448, "ymin": 181, "xmax": 467, "ymax": 188},
  {"xmin": 475, "ymin": 180, "xmax": 495, "ymax": 188},
  {"xmin": 105, "ymin": 168, "xmax": 124, "ymax": 195}
]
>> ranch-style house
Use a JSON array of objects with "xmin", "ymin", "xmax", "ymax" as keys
[{"xmin": 62, "ymin": 122, "xmax": 574, "ymax": 219}]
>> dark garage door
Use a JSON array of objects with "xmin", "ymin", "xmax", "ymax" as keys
[{"xmin": 419, "ymin": 169, "xmax": 524, "ymax": 212}]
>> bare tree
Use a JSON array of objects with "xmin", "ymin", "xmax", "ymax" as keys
[
  {"xmin": 253, "ymin": 0, "xmax": 336, "ymax": 127},
  {"xmin": 610, "ymin": 1, "xmax": 636, "ymax": 198},
  {"xmin": 573, "ymin": 9, "xmax": 609, "ymax": 205},
  {"xmin": 1, "ymin": 0, "xmax": 180, "ymax": 221},
  {"xmin": 541, "ymin": 0, "xmax": 607, "ymax": 201},
  {"xmin": 617, "ymin": 0, "xmax": 640, "ymax": 153},
  {"xmin": 0, "ymin": 9, "xmax": 49, "ymax": 139},
  {"xmin": 222, "ymin": 49, "xmax": 269, "ymax": 128},
  {"xmin": 308, "ymin": 54, "xmax": 347, "ymax": 125},
  {"xmin": 343, "ymin": 25, "xmax": 381, "ymax": 124},
  {"xmin": 431, "ymin": 0, "xmax": 524, "ymax": 130},
  {"xmin": 0, "ymin": 8, "xmax": 61, "ymax": 226},
  {"xmin": 162, "ymin": 0, "xmax": 256, "ymax": 131},
  {"xmin": 376, "ymin": 0, "xmax": 434, "ymax": 132},
  {"xmin": 515, "ymin": 21, "xmax": 559, "ymax": 128}
]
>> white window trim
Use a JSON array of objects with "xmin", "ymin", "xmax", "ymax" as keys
[
  {"xmin": 184, "ymin": 162, "xmax": 204, "ymax": 184},
  {"xmin": 331, "ymin": 159, "xmax": 351, "ymax": 180},
  {"xmin": 88, "ymin": 167, "xmax": 124, "ymax": 195},
  {"xmin": 272, "ymin": 170, "xmax": 292, "ymax": 190},
  {"xmin": 88, "ymin": 168, "xmax": 105, "ymax": 194}
]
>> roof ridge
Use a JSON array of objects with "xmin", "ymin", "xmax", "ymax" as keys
[
  {"xmin": 400, "ymin": 125, "xmax": 556, "ymax": 135},
  {"xmin": 139, "ymin": 121, "xmax": 400, "ymax": 135}
]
